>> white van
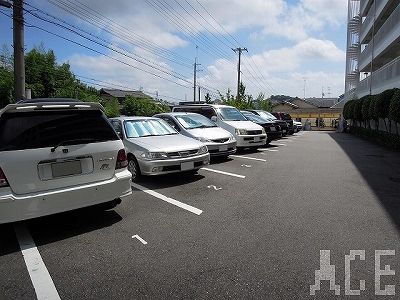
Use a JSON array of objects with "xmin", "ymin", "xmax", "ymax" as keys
[{"xmin": 172, "ymin": 104, "xmax": 267, "ymax": 149}]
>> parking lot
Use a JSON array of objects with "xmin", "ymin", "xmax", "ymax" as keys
[{"xmin": 1, "ymin": 130, "xmax": 400, "ymax": 300}]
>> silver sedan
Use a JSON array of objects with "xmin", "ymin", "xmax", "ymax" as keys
[
  {"xmin": 154, "ymin": 112, "xmax": 237, "ymax": 157},
  {"xmin": 109, "ymin": 116, "xmax": 210, "ymax": 181}
]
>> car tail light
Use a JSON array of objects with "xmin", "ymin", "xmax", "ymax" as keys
[
  {"xmin": 115, "ymin": 149, "xmax": 128, "ymax": 169},
  {"xmin": 0, "ymin": 168, "xmax": 9, "ymax": 188}
]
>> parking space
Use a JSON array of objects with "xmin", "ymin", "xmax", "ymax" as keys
[{"xmin": 2, "ymin": 131, "xmax": 400, "ymax": 299}]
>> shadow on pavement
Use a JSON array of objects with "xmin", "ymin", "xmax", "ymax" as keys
[
  {"xmin": 0, "ymin": 207, "xmax": 122, "ymax": 256},
  {"xmin": 328, "ymin": 132, "xmax": 400, "ymax": 233}
]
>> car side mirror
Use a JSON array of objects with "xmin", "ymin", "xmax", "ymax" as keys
[{"xmin": 211, "ymin": 116, "xmax": 217, "ymax": 122}]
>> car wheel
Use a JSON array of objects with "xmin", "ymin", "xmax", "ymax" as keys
[{"xmin": 128, "ymin": 156, "xmax": 141, "ymax": 182}]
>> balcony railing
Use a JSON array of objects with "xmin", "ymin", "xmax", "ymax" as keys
[
  {"xmin": 357, "ymin": 56, "xmax": 400, "ymax": 97},
  {"xmin": 359, "ymin": 2, "xmax": 400, "ymax": 70}
]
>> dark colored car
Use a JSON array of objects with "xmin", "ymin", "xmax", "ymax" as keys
[
  {"xmin": 271, "ymin": 112, "xmax": 295, "ymax": 134},
  {"xmin": 240, "ymin": 111, "xmax": 282, "ymax": 144},
  {"xmin": 243, "ymin": 109, "xmax": 289, "ymax": 136}
]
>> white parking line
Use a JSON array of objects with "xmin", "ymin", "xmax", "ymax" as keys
[
  {"xmin": 131, "ymin": 183, "xmax": 203, "ymax": 215},
  {"xmin": 229, "ymin": 155, "xmax": 267, "ymax": 162},
  {"xmin": 201, "ymin": 167, "xmax": 246, "ymax": 178},
  {"xmin": 259, "ymin": 149, "xmax": 279, "ymax": 152},
  {"xmin": 271, "ymin": 143, "xmax": 287, "ymax": 146},
  {"xmin": 14, "ymin": 222, "xmax": 61, "ymax": 300}
]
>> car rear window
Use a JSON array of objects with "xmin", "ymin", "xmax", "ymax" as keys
[
  {"xmin": 0, "ymin": 110, "xmax": 119, "ymax": 151},
  {"xmin": 281, "ymin": 113, "xmax": 292, "ymax": 120}
]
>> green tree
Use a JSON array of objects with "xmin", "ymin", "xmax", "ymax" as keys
[
  {"xmin": 254, "ymin": 92, "xmax": 272, "ymax": 111},
  {"xmin": 122, "ymin": 95, "xmax": 170, "ymax": 116},
  {"xmin": 25, "ymin": 44, "xmax": 57, "ymax": 98},
  {"xmin": 369, "ymin": 95, "xmax": 379, "ymax": 130},
  {"xmin": 389, "ymin": 89, "xmax": 400, "ymax": 135},
  {"xmin": 343, "ymin": 99, "xmax": 356, "ymax": 121},
  {"xmin": 353, "ymin": 97, "xmax": 364, "ymax": 127},
  {"xmin": 104, "ymin": 97, "xmax": 120, "ymax": 118},
  {"xmin": 204, "ymin": 92, "xmax": 212, "ymax": 104},
  {"xmin": 219, "ymin": 83, "xmax": 256, "ymax": 109},
  {"xmin": 0, "ymin": 44, "xmax": 14, "ymax": 106},
  {"xmin": 218, "ymin": 88, "xmax": 235, "ymax": 104},
  {"xmin": 374, "ymin": 88, "xmax": 397, "ymax": 131},
  {"xmin": 361, "ymin": 95, "xmax": 373, "ymax": 129}
]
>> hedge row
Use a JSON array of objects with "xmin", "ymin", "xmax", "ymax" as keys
[
  {"xmin": 344, "ymin": 88, "xmax": 400, "ymax": 151},
  {"xmin": 343, "ymin": 88, "xmax": 400, "ymax": 131}
]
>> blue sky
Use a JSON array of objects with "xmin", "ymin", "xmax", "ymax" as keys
[{"xmin": 0, "ymin": 0, "xmax": 348, "ymax": 103}]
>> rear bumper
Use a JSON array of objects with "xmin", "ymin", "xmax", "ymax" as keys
[{"xmin": 0, "ymin": 169, "xmax": 132, "ymax": 224}]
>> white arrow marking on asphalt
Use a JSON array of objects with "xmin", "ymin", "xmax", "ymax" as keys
[
  {"xmin": 207, "ymin": 185, "xmax": 222, "ymax": 190},
  {"xmin": 241, "ymin": 164, "xmax": 252, "ymax": 167},
  {"xmin": 132, "ymin": 235, "xmax": 148, "ymax": 245}
]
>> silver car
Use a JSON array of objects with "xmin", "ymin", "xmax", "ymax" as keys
[
  {"xmin": 154, "ymin": 112, "xmax": 237, "ymax": 157},
  {"xmin": 109, "ymin": 116, "xmax": 210, "ymax": 181}
]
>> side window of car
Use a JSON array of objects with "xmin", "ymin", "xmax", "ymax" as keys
[
  {"xmin": 111, "ymin": 120, "xmax": 123, "ymax": 138},
  {"xmin": 161, "ymin": 117, "xmax": 180, "ymax": 132},
  {"xmin": 201, "ymin": 108, "xmax": 215, "ymax": 119}
]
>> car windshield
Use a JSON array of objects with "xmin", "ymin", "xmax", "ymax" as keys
[
  {"xmin": 218, "ymin": 107, "xmax": 247, "ymax": 121},
  {"xmin": 124, "ymin": 119, "xmax": 177, "ymax": 138},
  {"xmin": 257, "ymin": 111, "xmax": 276, "ymax": 120},
  {"xmin": 175, "ymin": 114, "xmax": 217, "ymax": 129},
  {"xmin": 242, "ymin": 113, "xmax": 266, "ymax": 123}
]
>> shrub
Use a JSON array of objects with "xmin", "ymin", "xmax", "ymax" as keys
[
  {"xmin": 343, "ymin": 99, "xmax": 356, "ymax": 120},
  {"xmin": 361, "ymin": 95, "xmax": 373, "ymax": 128},
  {"xmin": 353, "ymin": 97, "xmax": 364, "ymax": 126}
]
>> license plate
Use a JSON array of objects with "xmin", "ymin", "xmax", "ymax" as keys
[
  {"xmin": 270, "ymin": 127, "xmax": 276, "ymax": 131},
  {"xmin": 219, "ymin": 145, "xmax": 228, "ymax": 151},
  {"xmin": 181, "ymin": 161, "xmax": 194, "ymax": 171},
  {"xmin": 51, "ymin": 160, "xmax": 82, "ymax": 178},
  {"xmin": 254, "ymin": 136, "xmax": 260, "ymax": 142}
]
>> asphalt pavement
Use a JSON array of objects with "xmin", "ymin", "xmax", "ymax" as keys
[{"xmin": 1, "ymin": 130, "xmax": 400, "ymax": 300}]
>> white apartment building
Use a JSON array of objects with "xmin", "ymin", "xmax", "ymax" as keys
[{"xmin": 344, "ymin": 0, "xmax": 400, "ymax": 100}]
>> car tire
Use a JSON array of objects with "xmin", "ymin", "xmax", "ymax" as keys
[{"xmin": 128, "ymin": 156, "xmax": 141, "ymax": 182}]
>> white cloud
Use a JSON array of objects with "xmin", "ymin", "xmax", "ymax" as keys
[{"xmin": 49, "ymin": 0, "xmax": 348, "ymax": 100}]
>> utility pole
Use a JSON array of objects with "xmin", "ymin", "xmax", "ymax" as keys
[
  {"xmin": 13, "ymin": 0, "xmax": 25, "ymax": 101},
  {"xmin": 198, "ymin": 86, "xmax": 201, "ymax": 103},
  {"xmin": 232, "ymin": 47, "xmax": 247, "ymax": 101},
  {"xmin": 302, "ymin": 77, "xmax": 307, "ymax": 100},
  {"xmin": 193, "ymin": 57, "xmax": 197, "ymax": 102},
  {"xmin": 0, "ymin": 0, "xmax": 11, "ymax": 8}
]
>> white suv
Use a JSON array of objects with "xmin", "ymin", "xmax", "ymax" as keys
[{"xmin": 0, "ymin": 99, "xmax": 132, "ymax": 224}]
